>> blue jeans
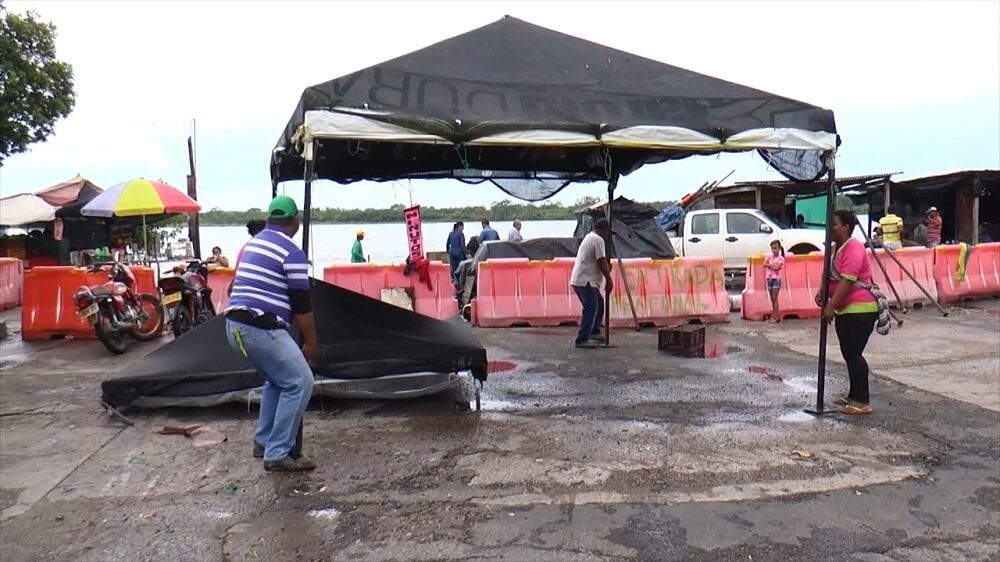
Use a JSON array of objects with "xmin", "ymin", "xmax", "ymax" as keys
[
  {"xmin": 225, "ymin": 319, "xmax": 314, "ymax": 461},
  {"xmin": 573, "ymin": 284, "xmax": 604, "ymax": 344}
]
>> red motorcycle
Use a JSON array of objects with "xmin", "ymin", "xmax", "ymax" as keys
[
  {"xmin": 159, "ymin": 260, "xmax": 216, "ymax": 337},
  {"xmin": 74, "ymin": 259, "xmax": 164, "ymax": 354}
]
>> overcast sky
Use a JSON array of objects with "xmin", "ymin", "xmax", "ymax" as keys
[{"xmin": 1, "ymin": 0, "xmax": 997, "ymax": 212}]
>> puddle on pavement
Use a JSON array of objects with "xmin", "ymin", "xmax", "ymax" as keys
[
  {"xmin": 783, "ymin": 377, "xmax": 817, "ymax": 393},
  {"xmin": 778, "ymin": 411, "xmax": 816, "ymax": 423},
  {"xmin": 702, "ymin": 340, "xmax": 744, "ymax": 358},
  {"xmin": 479, "ymin": 398, "xmax": 519, "ymax": 412}
]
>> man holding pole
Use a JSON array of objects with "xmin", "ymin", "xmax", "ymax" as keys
[{"xmin": 570, "ymin": 218, "xmax": 613, "ymax": 349}]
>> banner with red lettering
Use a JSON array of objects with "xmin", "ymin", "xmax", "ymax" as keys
[{"xmin": 404, "ymin": 205, "xmax": 424, "ymax": 261}]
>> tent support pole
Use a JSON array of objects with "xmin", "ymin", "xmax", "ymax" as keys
[
  {"xmin": 302, "ymin": 140, "xmax": 315, "ymax": 257},
  {"xmin": 604, "ymin": 174, "xmax": 616, "ymax": 346},
  {"xmin": 806, "ymin": 152, "xmax": 837, "ymax": 416},
  {"xmin": 271, "ymin": 179, "xmax": 278, "ymax": 199}
]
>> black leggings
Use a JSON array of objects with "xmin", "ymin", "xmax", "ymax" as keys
[{"xmin": 834, "ymin": 312, "xmax": 878, "ymax": 404}]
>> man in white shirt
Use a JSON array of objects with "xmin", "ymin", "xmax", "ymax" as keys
[
  {"xmin": 570, "ymin": 218, "xmax": 614, "ymax": 349},
  {"xmin": 508, "ymin": 220, "xmax": 523, "ymax": 241}
]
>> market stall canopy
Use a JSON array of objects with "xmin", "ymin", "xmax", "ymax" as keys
[
  {"xmin": 36, "ymin": 176, "xmax": 105, "ymax": 219},
  {"xmin": 272, "ymin": 16, "xmax": 838, "ymax": 194},
  {"xmin": 0, "ymin": 193, "xmax": 56, "ymax": 226}
]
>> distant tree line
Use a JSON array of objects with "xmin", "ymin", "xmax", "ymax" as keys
[{"xmin": 197, "ymin": 197, "xmax": 678, "ymax": 226}]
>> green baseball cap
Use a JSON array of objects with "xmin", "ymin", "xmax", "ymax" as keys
[{"xmin": 268, "ymin": 195, "xmax": 299, "ymax": 218}]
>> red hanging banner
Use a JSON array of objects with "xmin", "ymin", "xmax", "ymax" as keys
[{"xmin": 404, "ymin": 205, "xmax": 424, "ymax": 261}]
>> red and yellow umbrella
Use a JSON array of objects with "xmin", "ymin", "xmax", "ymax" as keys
[{"xmin": 81, "ymin": 179, "xmax": 200, "ymax": 217}]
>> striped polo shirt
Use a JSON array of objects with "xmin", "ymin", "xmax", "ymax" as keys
[{"xmin": 225, "ymin": 224, "xmax": 309, "ymax": 325}]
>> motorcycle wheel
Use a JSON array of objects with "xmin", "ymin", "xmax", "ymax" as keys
[
  {"xmin": 95, "ymin": 312, "xmax": 126, "ymax": 355},
  {"xmin": 172, "ymin": 306, "xmax": 193, "ymax": 337},
  {"xmin": 133, "ymin": 294, "xmax": 165, "ymax": 341}
]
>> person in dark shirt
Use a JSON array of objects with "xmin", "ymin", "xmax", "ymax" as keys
[
  {"xmin": 467, "ymin": 235, "xmax": 481, "ymax": 257},
  {"xmin": 446, "ymin": 221, "xmax": 467, "ymax": 283},
  {"xmin": 479, "ymin": 219, "xmax": 500, "ymax": 242}
]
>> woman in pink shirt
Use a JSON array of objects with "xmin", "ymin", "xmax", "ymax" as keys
[
  {"xmin": 816, "ymin": 210, "xmax": 878, "ymax": 415},
  {"xmin": 764, "ymin": 240, "xmax": 785, "ymax": 322}
]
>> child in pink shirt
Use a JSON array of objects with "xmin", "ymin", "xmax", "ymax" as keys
[{"xmin": 764, "ymin": 240, "xmax": 785, "ymax": 322}]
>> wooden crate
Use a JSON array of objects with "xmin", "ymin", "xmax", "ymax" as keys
[{"xmin": 658, "ymin": 325, "xmax": 706, "ymax": 357}]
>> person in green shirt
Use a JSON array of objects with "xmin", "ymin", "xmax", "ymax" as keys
[{"xmin": 351, "ymin": 230, "xmax": 367, "ymax": 263}]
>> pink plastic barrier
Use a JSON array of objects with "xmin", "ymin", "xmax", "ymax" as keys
[
  {"xmin": 869, "ymin": 247, "xmax": 938, "ymax": 308},
  {"xmin": 21, "ymin": 266, "xmax": 156, "ymax": 340},
  {"xmin": 0, "ymin": 258, "xmax": 23, "ymax": 310},
  {"xmin": 322, "ymin": 262, "xmax": 458, "ymax": 320},
  {"xmin": 474, "ymin": 257, "xmax": 730, "ymax": 328},
  {"xmin": 742, "ymin": 254, "xmax": 824, "ymax": 322},
  {"xmin": 933, "ymin": 243, "xmax": 1000, "ymax": 303},
  {"xmin": 205, "ymin": 268, "xmax": 234, "ymax": 313}
]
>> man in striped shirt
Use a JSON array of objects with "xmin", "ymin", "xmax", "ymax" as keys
[{"xmin": 224, "ymin": 195, "xmax": 318, "ymax": 472}]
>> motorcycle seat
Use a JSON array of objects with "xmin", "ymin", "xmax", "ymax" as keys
[{"xmin": 91, "ymin": 286, "xmax": 111, "ymax": 296}]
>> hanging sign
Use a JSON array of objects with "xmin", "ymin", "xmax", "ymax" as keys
[{"xmin": 404, "ymin": 205, "xmax": 424, "ymax": 261}]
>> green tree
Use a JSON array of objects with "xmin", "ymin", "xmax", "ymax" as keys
[{"xmin": 0, "ymin": 2, "xmax": 75, "ymax": 162}]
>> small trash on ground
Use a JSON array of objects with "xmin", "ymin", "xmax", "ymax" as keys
[
  {"xmin": 224, "ymin": 483, "xmax": 238, "ymax": 495},
  {"xmin": 159, "ymin": 424, "xmax": 227, "ymax": 447},
  {"xmin": 792, "ymin": 449, "xmax": 814, "ymax": 459}
]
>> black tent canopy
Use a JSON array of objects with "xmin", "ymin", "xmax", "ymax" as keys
[
  {"xmin": 272, "ymin": 16, "xmax": 837, "ymax": 190},
  {"xmin": 272, "ymin": 16, "xmax": 842, "ymax": 414}
]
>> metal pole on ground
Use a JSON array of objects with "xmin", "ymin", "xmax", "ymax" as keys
[
  {"xmin": 882, "ymin": 245, "xmax": 949, "ymax": 316},
  {"xmin": 806, "ymin": 151, "xmax": 837, "ymax": 416},
  {"xmin": 604, "ymin": 176, "xmax": 614, "ymax": 347}
]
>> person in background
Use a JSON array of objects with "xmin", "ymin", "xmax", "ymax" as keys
[
  {"xmin": 979, "ymin": 223, "xmax": 993, "ymax": 243},
  {"xmin": 225, "ymin": 196, "xmax": 318, "ymax": 471},
  {"xmin": 466, "ymin": 235, "xmax": 481, "ymax": 257},
  {"xmin": 877, "ymin": 204, "xmax": 904, "ymax": 250},
  {"xmin": 508, "ymin": 220, "xmax": 524, "ymax": 241},
  {"xmin": 351, "ymin": 230, "xmax": 367, "ymax": 263},
  {"xmin": 479, "ymin": 219, "xmax": 500, "ymax": 242},
  {"xmin": 925, "ymin": 207, "xmax": 943, "ymax": 248},
  {"xmin": 764, "ymin": 240, "xmax": 785, "ymax": 322},
  {"xmin": 229, "ymin": 219, "xmax": 267, "ymax": 296},
  {"xmin": 205, "ymin": 246, "xmax": 230, "ymax": 270},
  {"xmin": 795, "ymin": 214, "xmax": 806, "ymax": 229},
  {"xmin": 816, "ymin": 209, "xmax": 878, "ymax": 415},
  {"xmin": 446, "ymin": 221, "xmax": 467, "ymax": 282},
  {"xmin": 570, "ymin": 218, "xmax": 613, "ymax": 349}
]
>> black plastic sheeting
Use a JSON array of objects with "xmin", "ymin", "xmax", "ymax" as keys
[
  {"xmin": 574, "ymin": 198, "xmax": 676, "ymax": 259},
  {"xmin": 101, "ymin": 280, "xmax": 487, "ymax": 409},
  {"xmin": 271, "ymin": 16, "xmax": 836, "ymax": 187}
]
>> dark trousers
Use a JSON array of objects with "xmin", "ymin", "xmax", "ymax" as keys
[
  {"xmin": 448, "ymin": 256, "xmax": 463, "ymax": 283},
  {"xmin": 835, "ymin": 312, "xmax": 877, "ymax": 404},
  {"xmin": 573, "ymin": 284, "xmax": 604, "ymax": 344}
]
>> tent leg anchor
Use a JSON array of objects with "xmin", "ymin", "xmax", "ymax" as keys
[
  {"xmin": 101, "ymin": 400, "xmax": 134, "ymax": 426},
  {"xmin": 474, "ymin": 378, "xmax": 483, "ymax": 412}
]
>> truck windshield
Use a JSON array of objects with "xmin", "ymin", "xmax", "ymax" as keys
[{"xmin": 755, "ymin": 210, "xmax": 789, "ymax": 229}]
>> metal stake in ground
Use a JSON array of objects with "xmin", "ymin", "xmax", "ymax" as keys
[
  {"xmin": 883, "ymin": 245, "xmax": 950, "ymax": 316},
  {"xmin": 854, "ymin": 217, "xmax": 906, "ymax": 325}
]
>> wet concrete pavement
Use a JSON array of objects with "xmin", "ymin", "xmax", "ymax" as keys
[{"xmin": 0, "ymin": 301, "xmax": 997, "ymax": 561}]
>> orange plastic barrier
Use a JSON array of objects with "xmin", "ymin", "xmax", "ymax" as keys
[
  {"xmin": 206, "ymin": 268, "xmax": 235, "ymax": 313},
  {"xmin": 933, "ymin": 243, "xmax": 1000, "ymax": 303},
  {"xmin": 474, "ymin": 257, "xmax": 730, "ymax": 328},
  {"xmin": 0, "ymin": 258, "xmax": 23, "ymax": 310},
  {"xmin": 21, "ymin": 266, "xmax": 157, "ymax": 340},
  {"xmin": 322, "ymin": 262, "xmax": 459, "ymax": 320},
  {"xmin": 742, "ymin": 254, "xmax": 824, "ymax": 321},
  {"xmin": 869, "ymin": 247, "xmax": 938, "ymax": 308}
]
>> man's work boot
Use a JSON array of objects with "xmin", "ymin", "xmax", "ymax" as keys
[
  {"xmin": 264, "ymin": 455, "xmax": 317, "ymax": 472},
  {"xmin": 253, "ymin": 441, "xmax": 264, "ymax": 459}
]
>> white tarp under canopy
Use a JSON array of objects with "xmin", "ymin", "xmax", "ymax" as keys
[{"xmin": 0, "ymin": 193, "xmax": 57, "ymax": 226}]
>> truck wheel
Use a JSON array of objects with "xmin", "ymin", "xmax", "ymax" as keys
[{"xmin": 788, "ymin": 244, "xmax": 820, "ymax": 255}]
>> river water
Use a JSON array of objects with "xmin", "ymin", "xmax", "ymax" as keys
[{"xmin": 194, "ymin": 220, "xmax": 577, "ymax": 267}]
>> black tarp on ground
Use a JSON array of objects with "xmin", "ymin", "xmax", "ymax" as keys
[
  {"xmin": 574, "ymin": 197, "xmax": 677, "ymax": 259},
  {"xmin": 271, "ymin": 17, "xmax": 837, "ymax": 188},
  {"xmin": 101, "ymin": 279, "xmax": 488, "ymax": 409}
]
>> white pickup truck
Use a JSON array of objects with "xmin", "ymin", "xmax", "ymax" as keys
[{"xmin": 668, "ymin": 208, "xmax": 827, "ymax": 269}]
